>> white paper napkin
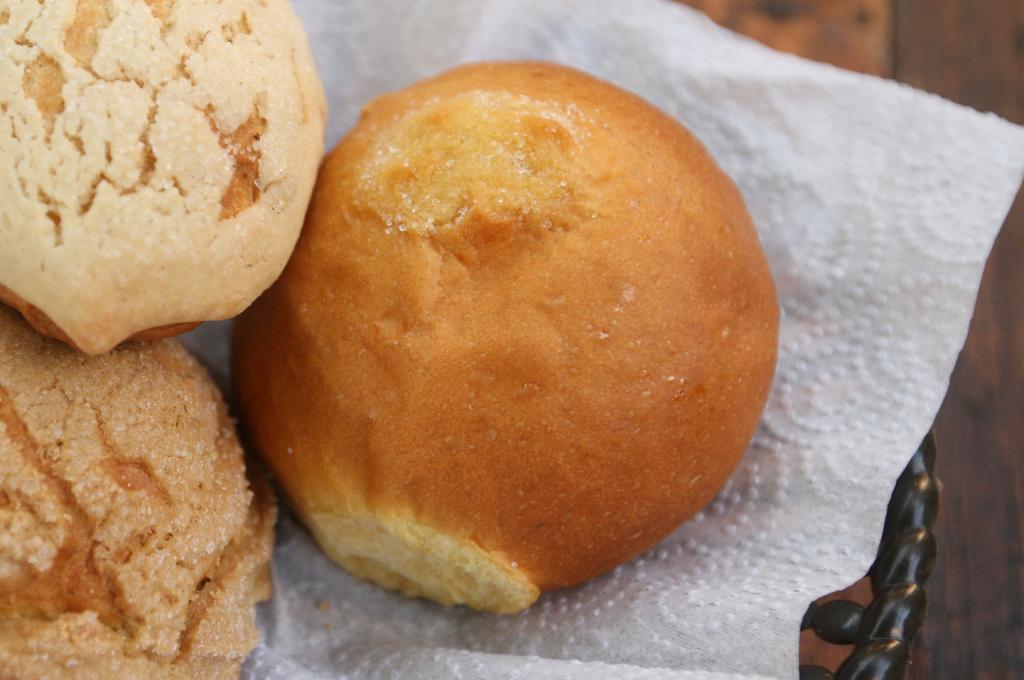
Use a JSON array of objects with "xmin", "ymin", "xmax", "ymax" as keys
[{"xmin": 183, "ymin": 1, "xmax": 1024, "ymax": 677}]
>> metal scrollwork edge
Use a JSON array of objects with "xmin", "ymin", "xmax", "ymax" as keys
[{"xmin": 799, "ymin": 433, "xmax": 939, "ymax": 680}]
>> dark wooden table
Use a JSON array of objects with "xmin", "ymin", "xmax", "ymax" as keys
[{"xmin": 676, "ymin": 1, "xmax": 1024, "ymax": 677}]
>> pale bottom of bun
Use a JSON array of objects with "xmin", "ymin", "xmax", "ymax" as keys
[{"xmin": 306, "ymin": 510, "xmax": 539, "ymax": 613}]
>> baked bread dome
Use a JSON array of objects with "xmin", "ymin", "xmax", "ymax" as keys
[
  {"xmin": 234, "ymin": 61, "xmax": 778, "ymax": 613},
  {"xmin": 0, "ymin": 0, "xmax": 326, "ymax": 354},
  {"xmin": 0, "ymin": 306, "xmax": 275, "ymax": 678}
]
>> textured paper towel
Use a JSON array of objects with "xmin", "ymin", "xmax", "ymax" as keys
[{"xmin": 181, "ymin": 1, "xmax": 1024, "ymax": 677}]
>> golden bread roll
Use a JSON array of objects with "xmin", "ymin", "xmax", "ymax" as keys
[
  {"xmin": 0, "ymin": 0, "xmax": 326, "ymax": 354},
  {"xmin": 0, "ymin": 306, "xmax": 275, "ymax": 679},
  {"xmin": 234, "ymin": 61, "xmax": 778, "ymax": 613}
]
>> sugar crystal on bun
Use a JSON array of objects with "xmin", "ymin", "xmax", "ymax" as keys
[{"xmin": 234, "ymin": 61, "xmax": 779, "ymax": 613}]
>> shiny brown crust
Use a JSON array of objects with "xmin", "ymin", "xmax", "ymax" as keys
[
  {"xmin": 0, "ymin": 283, "xmax": 199, "ymax": 350},
  {"xmin": 234, "ymin": 61, "xmax": 779, "ymax": 593}
]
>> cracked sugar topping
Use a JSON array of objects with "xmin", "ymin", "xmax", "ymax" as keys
[
  {"xmin": 0, "ymin": 0, "xmax": 326, "ymax": 354},
  {"xmin": 0, "ymin": 306, "xmax": 276, "ymax": 677}
]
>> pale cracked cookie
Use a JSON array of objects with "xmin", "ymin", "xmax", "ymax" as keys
[
  {"xmin": 0, "ymin": 0, "xmax": 326, "ymax": 354},
  {"xmin": 0, "ymin": 305, "xmax": 277, "ymax": 679}
]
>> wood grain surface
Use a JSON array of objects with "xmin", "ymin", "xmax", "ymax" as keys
[
  {"xmin": 896, "ymin": 2, "xmax": 1024, "ymax": 678},
  {"xmin": 684, "ymin": 0, "xmax": 892, "ymax": 74},
  {"xmin": 676, "ymin": 0, "xmax": 1023, "ymax": 677}
]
